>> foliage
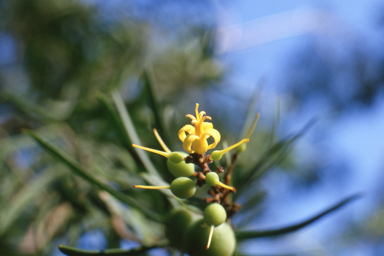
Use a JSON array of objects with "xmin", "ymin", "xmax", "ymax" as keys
[{"xmin": 0, "ymin": 1, "xmax": 361, "ymax": 255}]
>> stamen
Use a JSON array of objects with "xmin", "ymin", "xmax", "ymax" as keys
[
  {"xmin": 206, "ymin": 225, "xmax": 214, "ymax": 249},
  {"xmin": 133, "ymin": 185, "xmax": 170, "ymax": 189},
  {"xmin": 132, "ymin": 144, "xmax": 170, "ymax": 158},
  {"xmin": 153, "ymin": 129, "xmax": 171, "ymax": 153}
]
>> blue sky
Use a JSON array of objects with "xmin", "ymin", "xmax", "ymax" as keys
[{"xmin": 214, "ymin": 0, "xmax": 384, "ymax": 254}]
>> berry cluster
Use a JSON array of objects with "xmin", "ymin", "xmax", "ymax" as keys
[{"xmin": 132, "ymin": 104, "xmax": 257, "ymax": 255}]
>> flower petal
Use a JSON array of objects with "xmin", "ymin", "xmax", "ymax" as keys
[
  {"xmin": 185, "ymin": 114, "xmax": 196, "ymax": 122},
  {"xmin": 203, "ymin": 129, "xmax": 221, "ymax": 150},
  {"xmin": 202, "ymin": 122, "xmax": 213, "ymax": 132},
  {"xmin": 178, "ymin": 125, "xmax": 195, "ymax": 142},
  {"xmin": 183, "ymin": 134, "xmax": 199, "ymax": 153}
]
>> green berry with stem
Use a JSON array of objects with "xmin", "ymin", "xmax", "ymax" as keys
[
  {"xmin": 184, "ymin": 218, "xmax": 236, "ymax": 256},
  {"xmin": 205, "ymin": 172, "xmax": 236, "ymax": 192},
  {"xmin": 210, "ymin": 139, "xmax": 249, "ymax": 161},
  {"xmin": 203, "ymin": 203, "xmax": 227, "ymax": 249},
  {"xmin": 167, "ymin": 151, "xmax": 195, "ymax": 177},
  {"xmin": 132, "ymin": 128, "xmax": 195, "ymax": 178}
]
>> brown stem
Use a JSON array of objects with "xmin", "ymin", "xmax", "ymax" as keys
[{"xmin": 224, "ymin": 153, "xmax": 238, "ymax": 185}]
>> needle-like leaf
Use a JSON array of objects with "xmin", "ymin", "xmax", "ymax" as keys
[
  {"xmin": 236, "ymin": 193, "xmax": 362, "ymax": 240},
  {"xmin": 23, "ymin": 129, "xmax": 162, "ymax": 222},
  {"xmin": 58, "ymin": 240, "xmax": 168, "ymax": 256}
]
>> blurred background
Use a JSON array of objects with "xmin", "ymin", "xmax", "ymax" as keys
[{"xmin": 1, "ymin": 0, "xmax": 384, "ymax": 255}]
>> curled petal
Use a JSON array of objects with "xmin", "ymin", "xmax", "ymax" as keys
[
  {"xmin": 203, "ymin": 129, "xmax": 221, "ymax": 150},
  {"xmin": 198, "ymin": 111, "xmax": 206, "ymax": 120},
  {"xmin": 183, "ymin": 134, "xmax": 199, "ymax": 153},
  {"xmin": 185, "ymin": 114, "xmax": 196, "ymax": 122},
  {"xmin": 201, "ymin": 115, "xmax": 211, "ymax": 122},
  {"xmin": 178, "ymin": 125, "xmax": 195, "ymax": 142},
  {"xmin": 202, "ymin": 122, "xmax": 213, "ymax": 132}
]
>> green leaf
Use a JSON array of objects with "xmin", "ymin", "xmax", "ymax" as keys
[
  {"xmin": 236, "ymin": 190, "xmax": 266, "ymax": 229},
  {"xmin": 111, "ymin": 91, "xmax": 159, "ymax": 176},
  {"xmin": 141, "ymin": 69, "xmax": 171, "ymax": 146},
  {"xmin": 234, "ymin": 119, "xmax": 316, "ymax": 199},
  {"xmin": 23, "ymin": 129, "xmax": 163, "ymax": 222},
  {"xmin": 235, "ymin": 193, "xmax": 362, "ymax": 240},
  {"xmin": 2, "ymin": 92, "xmax": 72, "ymax": 122},
  {"xmin": 58, "ymin": 241, "xmax": 168, "ymax": 256},
  {"xmin": 0, "ymin": 166, "xmax": 65, "ymax": 236},
  {"xmin": 267, "ymin": 96, "xmax": 281, "ymax": 149},
  {"xmin": 239, "ymin": 76, "xmax": 265, "ymax": 140},
  {"xmin": 97, "ymin": 92, "xmax": 132, "ymax": 147}
]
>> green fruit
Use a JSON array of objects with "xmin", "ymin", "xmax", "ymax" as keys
[
  {"xmin": 205, "ymin": 172, "xmax": 219, "ymax": 187},
  {"xmin": 167, "ymin": 151, "xmax": 195, "ymax": 177},
  {"xmin": 168, "ymin": 152, "xmax": 184, "ymax": 163},
  {"xmin": 203, "ymin": 203, "xmax": 227, "ymax": 227},
  {"xmin": 170, "ymin": 177, "xmax": 196, "ymax": 199},
  {"xmin": 210, "ymin": 151, "xmax": 223, "ymax": 161},
  {"xmin": 165, "ymin": 208, "xmax": 198, "ymax": 251},
  {"xmin": 184, "ymin": 218, "xmax": 236, "ymax": 256}
]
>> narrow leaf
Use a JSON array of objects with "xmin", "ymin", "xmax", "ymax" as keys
[
  {"xmin": 240, "ymin": 76, "xmax": 265, "ymax": 140},
  {"xmin": 235, "ymin": 193, "xmax": 362, "ymax": 240},
  {"xmin": 235, "ymin": 118, "xmax": 316, "ymax": 198},
  {"xmin": 111, "ymin": 91, "xmax": 158, "ymax": 176},
  {"xmin": 58, "ymin": 241, "xmax": 168, "ymax": 256},
  {"xmin": 97, "ymin": 92, "xmax": 132, "ymax": 147},
  {"xmin": 0, "ymin": 167, "xmax": 64, "ymax": 236},
  {"xmin": 23, "ymin": 129, "xmax": 162, "ymax": 222},
  {"xmin": 141, "ymin": 70, "xmax": 171, "ymax": 145}
]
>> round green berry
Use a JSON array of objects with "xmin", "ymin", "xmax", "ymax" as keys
[
  {"xmin": 168, "ymin": 152, "xmax": 184, "ymax": 163},
  {"xmin": 205, "ymin": 172, "xmax": 219, "ymax": 187},
  {"xmin": 170, "ymin": 177, "xmax": 196, "ymax": 199},
  {"xmin": 203, "ymin": 203, "xmax": 227, "ymax": 227},
  {"xmin": 167, "ymin": 151, "xmax": 195, "ymax": 177},
  {"xmin": 184, "ymin": 218, "xmax": 236, "ymax": 256},
  {"xmin": 210, "ymin": 151, "xmax": 223, "ymax": 161}
]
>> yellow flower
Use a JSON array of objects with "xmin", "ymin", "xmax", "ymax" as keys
[{"xmin": 178, "ymin": 103, "xmax": 221, "ymax": 155}]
